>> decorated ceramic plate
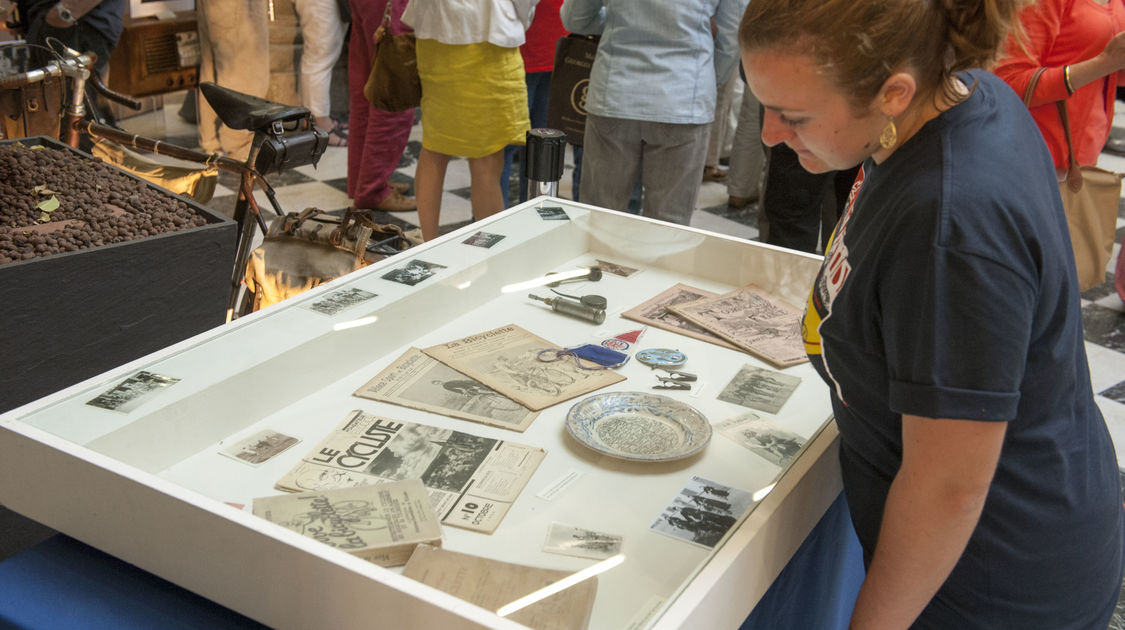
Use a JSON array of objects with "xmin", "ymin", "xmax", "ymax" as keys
[{"xmin": 565, "ymin": 391, "xmax": 711, "ymax": 462}]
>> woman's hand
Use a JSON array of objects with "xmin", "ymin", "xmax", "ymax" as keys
[{"xmin": 1069, "ymin": 30, "xmax": 1125, "ymax": 91}]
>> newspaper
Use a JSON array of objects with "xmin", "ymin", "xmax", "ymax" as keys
[
  {"xmin": 252, "ymin": 479, "xmax": 441, "ymax": 567},
  {"xmin": 354, "ymin": 347, "xmax": 539, "ymax": 432},
  {"xmin": 668, "ymin": 285, "xmax": 807, "ymax": 367},
  {"xmin": 402, "ymin": 544, "xmax": 597, "ymax": 630},
  {"xmin": 275, "ymin": 410, "xmax": 546, "ymax": 534},
  {"xmin": 423, "ymin": 324, "xmax": 626, "ymax": 411},
  {"xmin": 621, "ymin": 283, "xmax": 739, "ymax": 350}
]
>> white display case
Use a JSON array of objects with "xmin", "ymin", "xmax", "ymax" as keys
[{"xmin": 0, "ymin": 198, "xmax": 841, "ymax": 630}]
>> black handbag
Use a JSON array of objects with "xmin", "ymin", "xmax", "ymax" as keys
[{"xmin": 546, "ymin": 34, "xmax": 599, "ymax": 146}]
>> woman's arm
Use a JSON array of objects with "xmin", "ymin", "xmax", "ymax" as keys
[
  {"xmin": 847, "ymin": 415, "xmax": 1007, "ymax": 630},
  {"xmin": 1066, "ymin": 30, "xmax": 1125, "ymax": 92}
]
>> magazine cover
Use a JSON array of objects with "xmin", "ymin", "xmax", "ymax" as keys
[
  {"xmin": 275, "ymin": 410, "xmax": 546, "ymax": 534},
  {"xmin": 252, "ymin": 478, "xmax": 441, "ymax": 567}
]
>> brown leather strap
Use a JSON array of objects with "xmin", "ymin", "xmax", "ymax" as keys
[{"xmin": 1022, "ymin": 67, "xmax": 1082, "ymax": 190}]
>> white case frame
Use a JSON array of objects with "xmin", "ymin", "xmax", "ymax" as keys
[{"xmin": 0, "ymin": 198, "xmax": 842, "ymax": 629}]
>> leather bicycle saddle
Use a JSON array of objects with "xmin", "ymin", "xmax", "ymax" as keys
[{"xmin": 199, "ymin": 82, "xmax": 310, "ymax": 132}]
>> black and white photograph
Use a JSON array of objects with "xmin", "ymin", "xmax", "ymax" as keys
[
  {"xmin": 220, "ymin": 429, "xmax": 300, "ymax": 466},
  {"xmin": 593, "ymin": 259, "xmax": 641, "ymax": 278},
  {"xmin": 85, "ymin": 371, "xmax": 180, "ymax": 413},
  {"xmin": 381, "ymin": 259, "xmax": 447, "ymax": 286},
  {"xmin": 716, "ymin": 413, "xmax": 807, "ymax": 468},
  {"xmin": 649, "ymin": 475, "xmax": 754, "ymax": 549},
  {"xmin": 536, "ymin": 205, "xmax": 570, "ymax": 221},
  {"xmin": 543, "ymin": 522, "xmax": 623, "ymax": 560},
  {"xmin": 717, "ymin": 364, "xmax": 802, "ymax": 415},
  {"xmin": 366, "ymin": 424, "xmax": 497, "ymax": 493},
  {"xmin": 304, "ymin": 287, "xmax": 378, "ymax": 316},
  {"xmin": 462, "ymin": 230, "xmax": 506, "ymax": 248}
]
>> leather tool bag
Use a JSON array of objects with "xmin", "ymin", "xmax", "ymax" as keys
[
  {"xmin": 245, "ymin": 208, "xmax": 414, "ymax": 312},
  {"xmin": 1024, "ymin": 68, "xmax": 1122, "ymax": 291},
  {"xmin": 0, "ymin": 42, "xmax": 63, "ymax": 140},
  {"xmin": 363, "ymin": 1, "xmax": 420, "ymax": 113}
]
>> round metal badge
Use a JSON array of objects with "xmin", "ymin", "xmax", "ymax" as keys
[{"xmin": 636, "ymin": 348, "xmax": 687, "ymax": 369}]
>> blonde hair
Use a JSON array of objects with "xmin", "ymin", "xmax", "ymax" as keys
[{"xmin": 740, "ymin": 0, "xmax": 1030, "ymax": 109}]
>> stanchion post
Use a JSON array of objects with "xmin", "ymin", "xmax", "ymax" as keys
[{"xmin": 521, "ymin": 128, "xmax": 567, "ymax": 202}]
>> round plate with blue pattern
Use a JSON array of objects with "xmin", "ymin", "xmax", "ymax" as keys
[{"xmin": 565, "ymin": 391, "xmax": 711, "ymax": 462}]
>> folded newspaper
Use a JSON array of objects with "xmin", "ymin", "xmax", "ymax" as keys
[
  {"xmin": 423, "ymin": 324, "xmax": 626, "ymax": 411},
  {"xmin": 252, "ymin": 478, "xmax": 441, "ymax": 567},
  {"xmin": 275, "ymin": 410, "xmax": 546, "ymax": 534},
  {"xmin": 668, "ymin": 285, "xmax": 807, "ymax": 367},
  {"xmin": 354, "ymin": 347, "xmax": 539, "ymax": 432}
]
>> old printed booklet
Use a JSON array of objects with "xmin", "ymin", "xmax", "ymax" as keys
[
  {"xmin": 252, "ymin": 478, "xmax": 441, "ymax": 567},
  {"xmin": 275, "ymin": 410, "xmax": 546, "ymax": 534},
  {"xmin": 402, "ymin": 544, "xmax": 597, "ymax": 630}
]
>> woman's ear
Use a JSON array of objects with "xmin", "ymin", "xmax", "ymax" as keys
[{"xmin": 879, "ymin": 71, "xmax": 917, "ymax": 117}]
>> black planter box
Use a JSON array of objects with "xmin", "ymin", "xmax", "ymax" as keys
[{"xmin": 0, "ymin": 137, "xmax": 236, "ymax": 412}]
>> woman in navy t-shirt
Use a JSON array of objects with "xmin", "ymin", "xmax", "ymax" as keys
[{"xmin": 741, "ymin": 0, "xmax": 1125, "ymax": 628}]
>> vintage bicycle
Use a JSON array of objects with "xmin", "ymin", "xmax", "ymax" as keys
[{"xmin": 0, "ymin": 38, "xmax": 412, "ymax": 318}]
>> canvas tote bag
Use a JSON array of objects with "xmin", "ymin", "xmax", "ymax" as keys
[{"xmin": 1024, "ymin": 68, "xmax": 1122, "ymax": 291}]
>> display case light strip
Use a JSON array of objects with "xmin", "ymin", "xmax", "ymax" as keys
[{"xmin": 496, "ymin": 554, "xmax": 626, "ymax": 617}]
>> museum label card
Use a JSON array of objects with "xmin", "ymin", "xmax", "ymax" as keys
[
  {"xmin": 423, "ymin": 324, "xmax": 626, "ymax": 411},
  {"xmin": 354, "ymin": 347, "xmax": 539, "ymax": 432},
  {"xmin": 649, "ymin": 475, "xmax": 754, "ymax": 549}
]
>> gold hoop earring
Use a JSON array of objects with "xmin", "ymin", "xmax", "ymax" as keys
[{"xmin": 879, "ymin": 118, "xmax": 897, "ymax": 150}]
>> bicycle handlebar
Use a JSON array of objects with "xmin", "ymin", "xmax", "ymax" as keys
[{"xmin": 88, "ymin": 71, "xmax": 142, "ymax": 110}]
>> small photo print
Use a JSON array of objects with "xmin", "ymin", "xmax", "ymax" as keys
[
  {"xmin": 304, "ymin": 287, "xmax": 377, "ymax": 316},
  {"xmin": 220, "ymin": 429, "xmax": 300, "ymax": 466},
  {"xmin": 717, "ymin": 365, "xmax": 801, "ymax": 415},
  {"xmin": 536, "ymin": 205, "xmax": 570, "ymax": 221},
  {"xmin": 650, "ymin": 476, "xmax": 754, "ymax": 549},
  {"xmin": 86, "ymin": 371, "xmax": 180, "ymax": 413},
  {"xmin": 716, "ymin": 413, "xmax": 806, "ymax": 468},
  {"xmin": 594, "ymin": 259, "xmax": 641, "ymax": 278},
  {"xmin": 381, "ymin": 259, "xmax": 447, "ymax": 286},
  {"xmin": 543, "ymin": 522, "xmax": 623, "ymax": 560},
  {"xmin": 462, "ymin": 231, "xmax": 506, "ymax": 248}
]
